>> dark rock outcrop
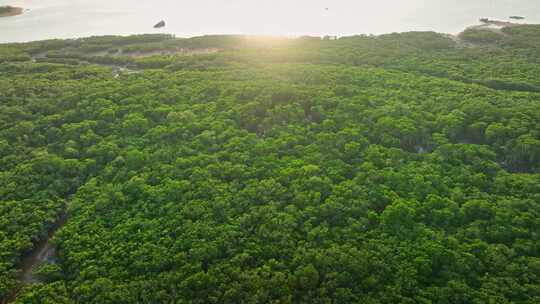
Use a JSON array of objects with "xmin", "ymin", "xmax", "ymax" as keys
[{"xmin": 154, "ymin": 20, "xmax": 166, "ymax": 28}]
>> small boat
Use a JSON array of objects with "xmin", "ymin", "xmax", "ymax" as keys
[
  {"xmin": 154, "ymin": 20, "xmax": 166, "ymax": 28},
  {"xmin": 509, "ymin": 16, "xmax": 525, "ymax": 20}
]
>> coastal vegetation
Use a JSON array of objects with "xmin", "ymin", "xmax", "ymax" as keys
[
  {"xmin": 0, "ymin": 24, "xmax": 539, "ymax": 303},
  {"xmin": 459, "ymin": 28, "xmax": 505, "ymax": 44}
]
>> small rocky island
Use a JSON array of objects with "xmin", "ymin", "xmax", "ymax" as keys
[
  {"xmin": 154, "ymin": 20, "xmax": 166, "ymax": 28},
  {"xmin": 0, "ymin": 5, "xmax": 23, "ymax": 17}
]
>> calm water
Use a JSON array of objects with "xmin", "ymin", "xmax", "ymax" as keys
[{"xmin": 0, "ymin": 0, "xmax": 539, "ymax": 43}]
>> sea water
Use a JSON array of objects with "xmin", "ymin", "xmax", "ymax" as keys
[{"xmin": 0, "ymin": 0, "xmax": 539, "ymax": 43}]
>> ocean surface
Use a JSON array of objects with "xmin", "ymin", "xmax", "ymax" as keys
[{"xmin": 0, "ymin": 0, "xmax": 539, "ymax": 43}]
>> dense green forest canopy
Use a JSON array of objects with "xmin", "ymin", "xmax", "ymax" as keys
[{"xmin": 0, "ymin": 25, "xmax": 539, "ymax": 303}]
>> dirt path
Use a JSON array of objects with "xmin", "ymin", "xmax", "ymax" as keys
[
  {"xmin": 1, "ymin": 213, "xmax": 67, "ymax": 304},
  {"xmin": 20, "ymin": 214, "xmax": 66, "ymax": 284}
]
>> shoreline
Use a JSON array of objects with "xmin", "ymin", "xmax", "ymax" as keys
[
  {"xmin": 0, "ymin": 18, "xmax": 534, "ymax": 44},
  {"xmin": 0, "ymin": 6, "xmax": 23, "ymax": 18},
  {"xmin": 476, "ymin": 18, "xmax": 525, "ymax": 29},
  {"xmin": 446, "ymin": 19, "xmax": 528, "ymax": 47}
]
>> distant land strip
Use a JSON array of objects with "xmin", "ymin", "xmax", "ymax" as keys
[{"xmin": 0, "ymin": 6, "xmax": 23, "ymax": 18}]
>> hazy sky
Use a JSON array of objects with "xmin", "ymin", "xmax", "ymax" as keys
[{"xmin": 0, "ymin": 0, "xmax": 539, "ymax": 42}]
